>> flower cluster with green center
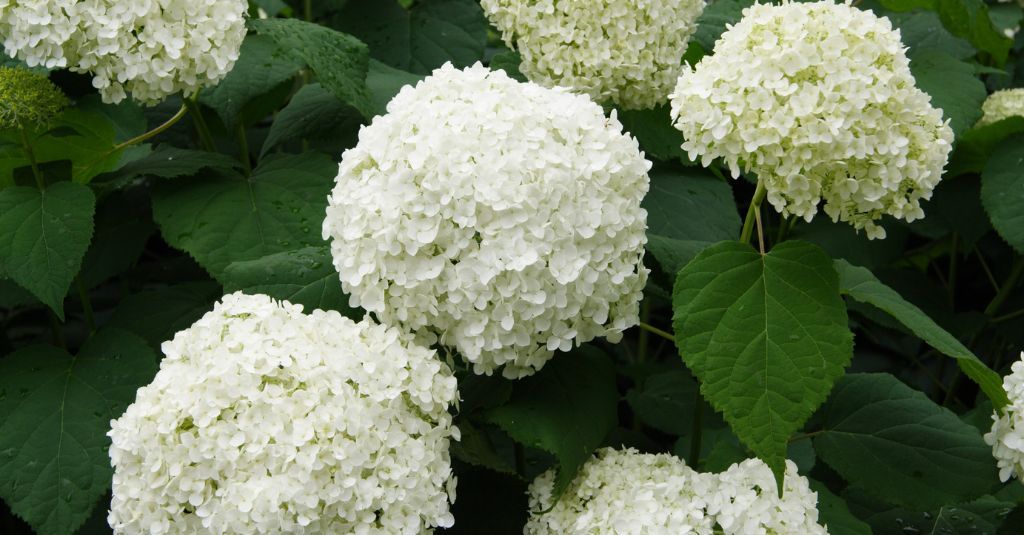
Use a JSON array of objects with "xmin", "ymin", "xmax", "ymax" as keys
[
  {"xmin": 0, "ymin": 0, "xmax": 247, "ymax": 104},
  {"xmin": 977, "ymin": 88, "xmax": 1024, "ymax": 127},
  {"xmin": 108, "ymin": 293, "xmax": 460, "ymax": 534},
  {"xmin": 670, "ymin": 0, "xmax": 953, "ymax": 239},
  {"xmin": 481, "ymin": 0, "xmax": 706, "ymax": 110},
  {"xmin": 526, "ymin": 449, "xmax": 828, "ymax": 534}
]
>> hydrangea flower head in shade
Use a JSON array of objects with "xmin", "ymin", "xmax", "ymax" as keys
[
  {"xmin": 708, "ymin": 458, "xmax": 828, "ymax": 534},
  {"xmin": 65, "ymin": 0, "xmax": 248, "ymax": 104},
  {"xmin": 0, "ymin": 0, "xmax": 78, "ymax": 69},
  {"xmin": 525, "ymin": 448, "xmax": 716, "ymax": 534},
  {"xmin": 323, "ymin": 63, "xmax": 650, "ymax": 379},
  {"xmin": 481, "ymin": 0, "xmax": 705, "ymax": 110},
  {"xmin": 985, "ymin": 354, "xmax": 1024, "ymax": 482},
  {"xmin": 107, "ymin": 292, "xmax": 459, "ymax": 534},
  {"xmin": 977, "ymin": 88, "xmax": 1024, "ymax": 127},
  {"xmin": 670, "ymin": 0, "xmax": 953, "ymax": 239}
]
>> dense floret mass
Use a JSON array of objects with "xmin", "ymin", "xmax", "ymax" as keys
[
  {"xmin": 985, "ymin": 354, "xmax": 1024, "ymax": 482},
  {"xmin": 525, "ymin": 448, "xmax": 716, "ymax": 534},
  {"xmin": 0, "ymin": 0, "xmax": 246, "ymax": 104},
  {"xmin": 66, "ymin": 0, "xmax": 247, "ymax": 104},
  {"xmin": 323, "ymin": 63, "xmax": 650, "ymax": 378},
  {"xmin": 977, "ymin": 88, "xmax": 1024, "ymax": 127},
  {"xmin": 481, "ymin": 0, "xmax": 705, "ymax": 110},
  {"xmin": 0, "ymin": 66, "xmax": 67, "ymax": 129},
  {"xmin": 708, "ymin": 459, "xmax": 829, "ymax": 534},
  {"xmin": 670, "ymin": 0, "xmax": 953, "ymax": 239},
  {"xmin": 0, "ymin": 0, "xmax": 78, "ymax": 69},
  {"xmin": 107, "ymin": 292, "xmax": 459, "ymax": 534}
]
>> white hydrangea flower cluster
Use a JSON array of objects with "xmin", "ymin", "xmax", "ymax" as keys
[
  {"xmin": 708, "ymin": 458, "xmax": 828, "ymax": 534},
  {"xmin": 107, "ymin": 292, "xmax": 460, "ymax": 534},
  {"xmin": 323, "ymin": 63, "xmax": 650, "ymax": 379},
  {"xmin": 977, "ymin": 88, "xmax": 1024, "ymax": 127},
  {"xmin": 481, "ymin": 0, "xmax": 705, "ymax": 110},
  {"xmin": 525, "ymin": 448, "xmax": 716, "ymax": 534},
  {"xmin": 985, "ymin": 354, "xmax": 1024, "ymax": 482},
  {"xmin": 0, "ymin": 0, "xmax": 78, "ymax": 69},
  {"xmin": 670, "ymin": 0, "xmax": 953, "ymax": 240},
  {"xmin": 0, "ymin": 0, "xmax": 247, "ymax": 104},
  {"xmin": 526, "ymin": 451, "xmax": 828, "ymax": 534}
]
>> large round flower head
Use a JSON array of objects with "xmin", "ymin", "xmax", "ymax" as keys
[
  {"xmin": 670, "ymin": 0, "xmax": 953, "ymax": 240},
  {"xmin": 707, "ymin": 458, "xmax": 828, "ymax": 534},
  {"xmin": 481, "ymin": 0, "xmax": 705, "ymax": 110},
  {"xmin": 977, "ymin": 88, "xmax": 1024, "ymax": 127},
  {"xmin": 0, "ymin": 0, "xmax": 78, "ymax": 69},
  {"xmin": 0, "ymin": 66, "xmax": 67, "ymax": 129},
  {"xmin": 107, "ymin": 292, "xmax": 460, "ymax": 534},
  {"xmin": 323, "ymin": 63, "xmax": 650, "ymax": 379},
  {"xmin": 985, "ymin": 354, "xmax": 1024, "ymax": 482},
  {"xmin": 63, "ymin": 0, "xmax": 247, "ymax": 104},
  {"xmin": 525, "ymin": 448, "xmax": 716, "ymax": 534}
]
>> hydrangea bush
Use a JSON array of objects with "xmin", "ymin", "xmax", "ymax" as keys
[{"xmin": 0, "ymin": 0, "xmax": 1023, "ymax": 534}]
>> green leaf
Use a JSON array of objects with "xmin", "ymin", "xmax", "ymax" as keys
[
  {"xmin": 332, "ymin": 0, "xmax": 487, "ymax": 74},
  {"xmin": 77, "ymin": 195, "xmax": 154, "ymax": 289},
  {"xmin": 222, "ymin": 246, "xmax": 357, "ymax": 317},
  {"xmin": 626, "ymin": 369, "xmax": 718, "ymax": 436},
  {"xmin": 489, "ymin": 51, "xmax": 526, "ymax": 82},
  {"xmin": 106, "ymin": 282, "xmax": 220, "ymax": 350},
  {"xmin": 485, "ymin": 347, "xmax": 617, "ymax": 498},
  {"xmin": 643, "ymin": 168, "xmax": 740, "ymax": 243},
  {"xmin": 835, "ymin": 259, "xmax": 1008, "ymax": 409},
  {"xmin": 151, "ymin": 153, "xmax": 337, "ymax": 280},
  {"xmin": 449, "ymin": 421, "xmax": 517, "ymax": 476},
  {"xmin": 813, "ymin": 373, "xmax": 999, "ymax": 510},
  {"xmin": 250, "ymin": 18, "xmax": 374, "ymax": 118},
  {"xmin": 0, "ymin": 110, "xmax": 122, "ymax": 186},
  {"xmin": 891, "ymin": 12, "xmax": 976, "ymax": 60},
  {"xmin": 76, "ymin": 95, "xmax": 147, "ymax": 144},
  {"xmin": 200, "ymin": 35, "xmax": 303, "ymax": 129},
  {"xmin": 692, "ymin": 0, "xmax": 755, "ymax": 53},
  {"xmin": 0, "ymin": 278, "xmax": 35, "ymax": 309},
  {"xmin": 930, "ymin": 496, "xmax": 1015, "ymax": 535},
  {"xmin": 645, "ymin": 234, "xmax": 711, "ymax": 278},
  {"xmin": 878, "ymin": 0, "xmax": 1013, "ymax": 63},
  {"xmin": 981, "ymin": 135, "xmax": 1024, "ymax": 254},
  {"xmin": 260, "ymin": 83, "xmax": 362, "ymax": 158},
  {"xmin": 0, "ymin": 183, "xmax": 95, "ymax": 319},
  {"xmin": 365, "ymin": 59, "xmax": 424, "ymax": 117},
  {"xmin": 672, "ymin": 240, "xmax": 853, "ymax": 482},
  {"xmin": 618, "ymin": 106, "xmax": 690, "ymax": 163},
  {"xmin": 92, "ymin": 145, "xmax": 241, "ymax": 192},
  {"xmin": 909, "ymin": 49, "xmax": 986, "ymax": 137},
  {"xmin": 0, "ymin": 329, "xmax": 158, "ymax": 535},
  {"xmin": 810, "ymin": 480, "xmax": 873, "ymax": 535},
  {"xmin": 949, "ymin": 117, "xmax": 1024, "ymax": 177}
]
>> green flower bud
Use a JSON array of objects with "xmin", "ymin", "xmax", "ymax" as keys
[{"xmin": 0, "ymin": 67, "xmax": 68, "ymax": 130}]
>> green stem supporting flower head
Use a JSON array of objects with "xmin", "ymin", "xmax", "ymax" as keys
[{"xmin": 0, "ymin": 67, "xmax": 68, "ymax": 131}]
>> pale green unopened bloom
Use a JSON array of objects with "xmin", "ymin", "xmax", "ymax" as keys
[
  {"xmin": 977, "ymin": 89, "xmax": 1024, "ymax": 127},
  {"xmin": 0, "ymin": 66, "xmax": 67, "ymax": 130}
]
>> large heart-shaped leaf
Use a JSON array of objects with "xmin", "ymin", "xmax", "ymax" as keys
[
  {"xmin": 0, "ymin": 329, "xmax": 157, "ymax": 535},
  {"xmin": 672, "ymin": 240, "xmax": 853, "ymax": 482},
  {"xmin": 0, "ymin": 182, "xmax": 95, "ymax": 318}
]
